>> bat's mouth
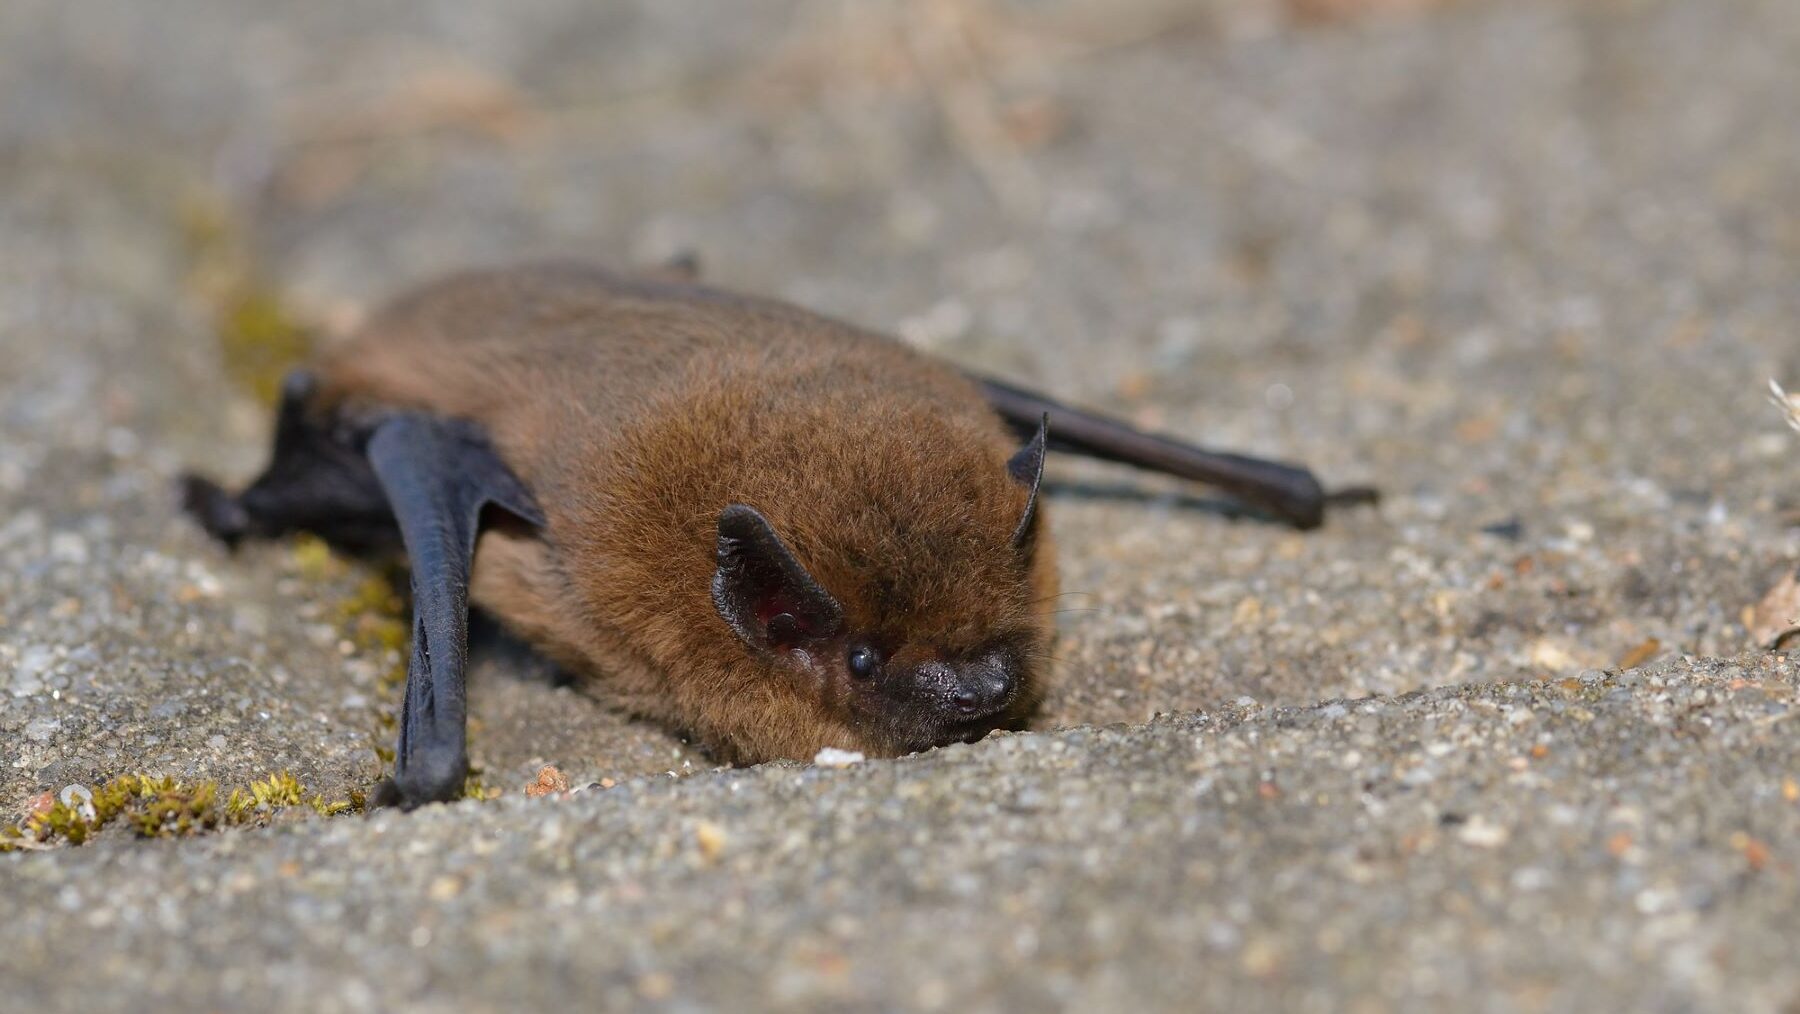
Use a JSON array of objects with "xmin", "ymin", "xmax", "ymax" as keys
[
  {"xmin": 867, "ymin": 708, "xmax": 991, "ymax": 756},
  {"xmin": 943, "ymin": 716, "xmax": 1007, "ymax": 744},
  {"xmin": 904, "ymin": 700, "xmax": 1031, "ymax": 753}
]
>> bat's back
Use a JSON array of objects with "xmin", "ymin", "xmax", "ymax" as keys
[{"xmin": 316, "ymin": 262, "xmax": 999, "ymax": 499}]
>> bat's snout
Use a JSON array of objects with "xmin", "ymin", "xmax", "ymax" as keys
[
  {"xmin": 951, "ymin": 664, "xmax": 1013, "ymax": 718},
  {"xmin": 914, "ymin": 654, "xmax": 1016, "ymax": 722}
]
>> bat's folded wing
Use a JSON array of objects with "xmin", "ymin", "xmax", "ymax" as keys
[{"xmin": 365, "ymin": 415, "xmax": 544, "ymax": 809}]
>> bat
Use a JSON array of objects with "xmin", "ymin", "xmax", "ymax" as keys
[{"xmin": 181, "ymin": 261, "xmax": 1351, "ymax": 808}]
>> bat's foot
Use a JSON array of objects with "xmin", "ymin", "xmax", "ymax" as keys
[
  {"xmin": 368, "ymin": 778, "xmax": 411, "ymax": 811},
  {"xmin": 369, "ymin": 753, "xmax": 469, "ymax": 811},
  {"xmin": 179, "ymin": 474, "xmax": 250, "ymax": 547}
]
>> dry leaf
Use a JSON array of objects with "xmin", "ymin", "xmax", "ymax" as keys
[{"xmin": 1749, "ymin": 567, "xmax": 1800, "ymax": 649}]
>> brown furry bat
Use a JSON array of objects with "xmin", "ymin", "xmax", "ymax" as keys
[{"xmin": 182, "ymin": 261, "xmax": 1341, "ymax": 807}]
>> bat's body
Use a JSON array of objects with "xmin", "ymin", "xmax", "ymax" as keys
[{"xmin": 184, "ymin": 262, "xmax": 1337, "ymax": 808}]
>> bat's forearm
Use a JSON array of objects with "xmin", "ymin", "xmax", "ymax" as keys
[{"xmin": 976, "ymin": 377, "xmax": 1327, "ymax": 529}]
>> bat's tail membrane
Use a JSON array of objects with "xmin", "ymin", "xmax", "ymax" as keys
[{"xmin": 976, "ymin": 377, "xmax": 1333, "ymax": 529}]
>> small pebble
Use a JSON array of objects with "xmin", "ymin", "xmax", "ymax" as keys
[
  {"xmin": 693, "ymin": 820, "xmax": 726, "ymax": 862},
  {"xmin": 1457, "ymin": 817, "xmax": 1509, "ymax": 848},
  {"xmin": 813, "ymin": 748, "xmax": 865, "ymax": 768},
  {"xmin": 58, "ymin": 784, "xmax": 96, "ymax": 823}
]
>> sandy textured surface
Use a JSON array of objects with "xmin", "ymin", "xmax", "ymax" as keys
[{"xmin": 2, "ymin": 0, "xmax": 1798, "ymax": 1010}]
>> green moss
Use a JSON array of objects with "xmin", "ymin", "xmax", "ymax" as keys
[
  {"xmin": 226, "ymin": 771, "xmax": 306, "ymax": 815},
  {"xmin": 462, "ymin": 771, "xmax": 503, "ymax": 802},
  {"xmin": 311, "ymin": 790, "xmax": 364, "ymax": 818},
  {"xmin": 335, "ymin": 573, "xmax": 412, "ymax": 685},
  {"xmin": 290, "ymin": 534, "xmax": 343, "ymax": 583},
  {"xmin": 28, "ymin": 799, "xmax": 94, "ymax": 846},
  {"xmin": 12, "ymin": 774, "xmax": 197, "ymax": 847},
  {"xmin": 317, "ymin": 559, "xmax": 417, "ymax": 784},
  {"xmin": 129, "ymin": 782, "xmax": 219, "ymax": 838},
  {"xmin": 2, "ymin": 771, "xmax": 366, "ymax": 851},
  {"xmin": 285, "ymin": 538, "xmax": 412, "ymax": 784},
  {"xmin": 179, "ymin": 194, "xmax": 312, "ymax": 407},
  {"xmin": 219, "ymin": 288, "xmax": 311, "ymax": 406}
]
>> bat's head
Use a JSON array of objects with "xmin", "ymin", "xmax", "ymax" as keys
[{"xmin": 708, "ymin": 417, "xmax": 1055, "ymax": 757}]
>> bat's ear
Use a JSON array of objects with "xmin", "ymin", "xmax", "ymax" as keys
[
  {"xmin": 712, "ymin": 503, "xmax": 844, "ymax": 655},
  {"xmin": 1006, "ymin": 413, "xmax": 1049, "ymax": 550}
]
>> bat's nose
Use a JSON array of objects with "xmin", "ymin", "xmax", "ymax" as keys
[{"xmin": 951, "ymin": 666, "xmax": 1013, "ymax": 717}]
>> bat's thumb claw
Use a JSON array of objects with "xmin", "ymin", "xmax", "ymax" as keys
[{"xmin": 178, "ymin": 474, "xmax": 250, "ymax": 547}]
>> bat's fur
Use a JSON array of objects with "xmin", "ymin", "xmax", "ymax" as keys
[{"xmin": 313, "ymin": 263, "xmax": 1057, "ymax": 763}]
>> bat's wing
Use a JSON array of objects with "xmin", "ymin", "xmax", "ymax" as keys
[
  {"xmin": 976, "ymin": 377, "xmax": 1330, "ymax": 530},
  {"xmin": 364, "ymin": 415, "xmax": 543, "ymax": 809},
  {"xmin": 182, "ymin": 369, "xmax": 543, "ymax": 809}
]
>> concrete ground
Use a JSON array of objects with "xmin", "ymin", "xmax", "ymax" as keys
[{"xmin": 2, "ymin": 0, "xmax": 1798, "ymax": 1010}]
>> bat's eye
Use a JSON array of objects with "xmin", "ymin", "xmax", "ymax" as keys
[{"xmin": 846, "ymin": 644, "xmax": 881, "ymax": 680}]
